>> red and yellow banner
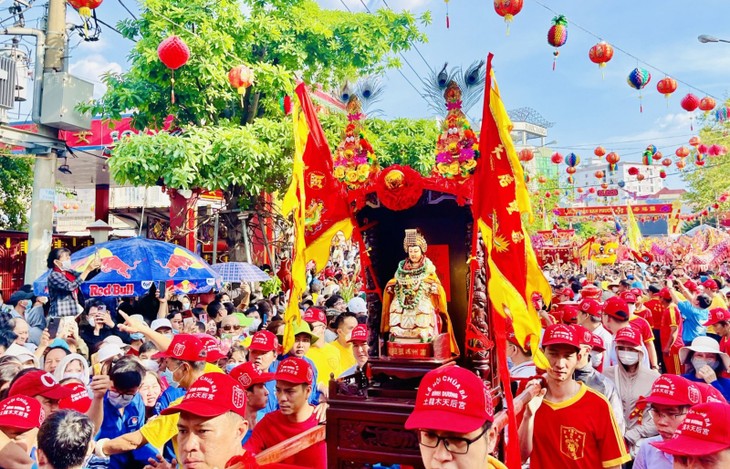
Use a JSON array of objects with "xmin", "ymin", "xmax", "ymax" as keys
[{"xmin": 554, "ymin": 204, "xmax": 673, "ymax": 217}]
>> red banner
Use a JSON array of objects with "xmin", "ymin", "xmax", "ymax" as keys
[
  {"xmin": 597, "ymin": 189, "xmax": 618, "ymax": 197},
  {"xmin": 554, "ymin": 204, "xmax": 673, "ymax": 217}
]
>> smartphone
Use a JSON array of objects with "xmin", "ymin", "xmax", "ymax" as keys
[
  {"xmin": 158, "ymin": 281, "xmax": 167, "ymax": 297},
  {"xmin": 47, "ymin": 317, "xmax": 60, "ymax": 339},
  {"xmin": 199, "ymin": 312, "xmax": 208, "ymax": 323}
]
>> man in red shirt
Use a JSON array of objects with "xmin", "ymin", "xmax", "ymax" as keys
[
  {"xmin": 704, "ymin": 308, "xmax": 730, "ymax": 354},
  {"xmin": 519, "ymin": 324, "xmax": 630, "ymax": 469},
  {"xmin": 244, "ymin": 356, "xmax": 326, "ymax": 469},
  {"xmin": 660, "ymin": 288, "xmax": 684, "ymax": 375}
]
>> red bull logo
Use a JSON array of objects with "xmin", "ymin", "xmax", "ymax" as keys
[
  {"xmin": 155, "ymin": 248, "xmax": 204, "ymax": 276},
  {"xmin": 89, "ymin": 284, "xmax": 135, "ymax": 297},
  {"xmin": 173, "ymin": 280, "xmax": 197, "ymax": 293},
  {"xmin": 100, "ymin": 256, "xmax": 140, "ymax": 279}
]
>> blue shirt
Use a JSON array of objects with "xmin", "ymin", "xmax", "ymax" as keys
[
  {"xmin": 97, "ymin": 392, "xmax": 147, "ymax": 469},
  {"xmin": 677, "ymin": 301, "xmax": 708, "ymax": 343},
  {"xmin": 634, "ymin": 435, "xmax": 672, "ymax": 469},
  {"xmin": 683, "ymin": 372, "xmax": 730, "ymax": 402}
]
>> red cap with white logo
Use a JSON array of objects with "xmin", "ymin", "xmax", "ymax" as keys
[
  {"xmin": 58, "ymin": 382, "xmax": 92, "ymax": 413},
  {"xmin": 541, "ymin": 324, "xmax": 583, "ymax": 349},
  {"xmin": 229, "ymin": 362, "xmax": 275, "ymax": 390},
  {"xmin": 604, "ymin": 296, "xmax": 630, "ymax": 321},
  {"xmin": 614, "ymin": 326, "xmax": 642, "ymax": 347},
  {"xmin": 348, "ymin": 324, "xmax": 369, "ymax": 343},
  {"xmin": 193, "ymin": 333, "xmax": 227, "ymax": 362},
  {"xmin": 161, "ymin": 373, "xmax": 247, "ymax": 418},
  {"xmin": 274, "ymin": 357, "xmax": 313, "ymax": 385},
  {"xmin": 152, "ymin": 334, "xmax": 208, "ymax": 362},
  {"xmin": 703, "ymin": 308, "xmax": 730, "ymax": 327},
  {"xmin": 580, "ymin": 298, "xmax": 604, "ymax": 318},
  {"xmin": 0, "ymin": 395, "xmax": 45, "ymax": 430},
  {"xmin": 651, "ymin": 402, "xmax": 730, "ymax": 456},
  {"xmin": 302, "ymin": 307, "xmax": 327, "ymax": 325},
  {"xmin": 405, "ymin": 365, "xmax": 493, "ymax": 433},
  {"xmin": 7, "ymin": 370, "xmax": 72, "ymax": 400},
  {"xmin": 642, "ymin": 374, "xmax": 702, "ymax": 407},
  {"xmin": 248, "ymin": 331, "xmax": 278, "ymax": 352},
  {"xmin": 619, "ymin": 290, "xmax": 638, "ymax": 304}
]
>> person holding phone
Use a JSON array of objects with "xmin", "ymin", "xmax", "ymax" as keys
[
  {"xmin": 79, "ymin": 300, "xmax": 123, "ymax": 352},
  {"xmin": 46, "ymin": 248, "xmax": 100, "ymax": 318}
]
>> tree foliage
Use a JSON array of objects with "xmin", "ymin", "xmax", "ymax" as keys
[
  {"xmin": 0, "ymin": 153, "xmax": 33, "ymax": 230},
  {"xmin": 682, "ymin": 114, "xmax": 730, "ymax": 213}
]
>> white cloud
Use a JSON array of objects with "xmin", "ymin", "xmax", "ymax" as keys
[{"xmin": 69, "ymin": 54, "xmax": 122, "ymax": 98}]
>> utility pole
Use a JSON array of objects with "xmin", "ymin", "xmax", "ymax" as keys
[{"xmin": 22, "ymin": 0, "xmax": 67, "ymax": 283}]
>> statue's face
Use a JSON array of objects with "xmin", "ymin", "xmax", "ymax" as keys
[{"xmin": 407, "ymin": 245, "xmax": 423, "ymax": 263}]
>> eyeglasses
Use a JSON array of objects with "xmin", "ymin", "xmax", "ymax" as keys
[
  {"xmin": 222, "ymin": 325, "xmax": 242, "ymax": 331},
  {"xmin": 417, "ymin": 425, "xmax": 489, "ymax": 455},
  {"xmin": 649, "ymin": 407, "xmax": 688, "ymax": 420}
]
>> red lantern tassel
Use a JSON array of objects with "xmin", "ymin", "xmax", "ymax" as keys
[
  {"xmin": 170, "ymin": 71, "xmax": 176, "ymax": 104},
  {"xmin": 446, "ymin": 13, "xmax": 450, "ymax": 29}
]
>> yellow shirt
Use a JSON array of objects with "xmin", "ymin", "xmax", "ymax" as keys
[
  {"xmin": 329, "ymin": 340, "xmax": 356, "ymax": 376},
  {"xmin": 140, "ymin": 396, "xmax": 182, "ymax": 455},
  {"xmin": 305, "ymin": 345, "xmax": 340, "ymax": 385},
  {"xmin": 708, "ymin": 294, "xmax": 727, "ymax": 334}
]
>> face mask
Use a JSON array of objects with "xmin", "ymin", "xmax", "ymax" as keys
[
  {"xmin": 692, "ymin": 357, "xmax": 717, "ymax": 371},
  {"xmin": 249, "ymin": 319, "xmax": 262, "ymax": 333},
  {"xmin": 60, "ymin": 259, "xmax": 72, "ymax": 271},
  {"xmin": 130, "ymin": 333, "xmax": 144, "ymax": 341},
  {"xmin": 589, "ymin": 351, "xmax": 602, "ymax": 368},
  {"xmin": 63, "ymin": 372, "xmax": 86, "ymax": 383},
  {"xmin": 159, "ymin": 369, "xmax": 179, "ymax": 388},
  {"xmin": 108, "ymin": 391, "xmax": 135, "ymax": 409},
  {"xmin": 141, "ymin": 359, "xmax": 159, "ymax": 373},
  {"xmin": 225, "ymin": 363, "xmax": 243, "ymax": 373},
  {"xmin": 324, "ymin": 329, "xmax": 338, "ymax": 343},
  {"xmin": 24, "ymin": 300, "xmax": 33, "ymax": 309},
  {"xmin": 507, "ymin": 357, "xmax": 514, "ymax": 369},
  {"xmin": 617, "ymin": 350, "xmax": 639, "ymax": 366},
  {"xmin": 181, "ymin": 302, "xmax": 191, "ymax": 310}
]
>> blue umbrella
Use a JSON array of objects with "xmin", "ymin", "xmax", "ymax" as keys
[
  {"xmin": 34, "ymin": 237, "xmax": 221, "ymax": 297},
  {"xmin": 210, "ymin": 262, "xmax": 271, "ymax": 283}
]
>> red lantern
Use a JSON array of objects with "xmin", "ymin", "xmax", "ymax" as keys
[
  {"xmin": 676, "ymin": 160, "xmax": 686, "ymax": 169},
  {"xmin": 698, "ymin": 144, "xmax": 708, "ymax": 155},
  {"xmin": 494, "ymin": 0, "xmax": 523, "ymax": 32},
  {"xmin": 538, "ymin": 175, "xmax": 547, "ymax": 184},
  {"xmin": 699, "ymin": 96, "xmax": 716, "ymax": 112},
  {"xmin": 545, "ymin": 192, "xmax": 551, "ymax": 198},
  {"xmin": 552, "ymin": 190, "xmax": 560, "ymax": 196},
  {"xmin": 551, "ymin": 152, "xmax": 564, "ymax": 164},
  {"xmin": 594, "ymin": 146, "xmax": 606, "ymax": 158},
  {"xmin": 594, "ymin": 170, "xmax": 605, "ymax": 179},
  {"xmin": 637, "ymin": 173, "xmax": 645, "ymax": 181},
  {"xmin": 656, "ymin": 77, "xmax": 677, "ymax": 99},
  {"xmin": 713, "ymin": 203, "xmax": 720, "ymax": 209},
  {"xmin": 228, "ymin": 65, "xmax": 254, "ymax": 94},
  {"xmin": 661, "ymin": 158, "xmax": 672, "ymax": 167},
  {"xmin": 681, "ymin": 93, "xmax": 700, "ymax": 112},
  {"xmin": 601, "ymin": 183, "xmax": 609, "ymax": 189},
  {"xmin": 605, "ymin": 152, "xmax": 620, "ymax": 165},
  {"xmin": 676, "ymin": 146, "xmax": 690, "ymax": 157},
  {"xmin": 659, "ymin": 169, "xmax": 667, "ymax": 179},
  {"xmin": 588, "ymin": 187, "xmax": 596, "ymax": 194},
  {"xmin": 689, "ymin": 136, "xmax": 701, "ymax": 147},
  {"xmin": 628, "ymin": 166, "xmax": 639, "ymax": 176},
  {"xmin": 518, "ymin": 148, "xmax": 534, "ymax": 162},
  {"xmin": 67, "ymin": 0, "xmax": 103, "ymax": 19},
  {"xmin": 577, "ymin": 187, "xmax": 584, "ymax": 193},
  {"xmin": 566, "ymin": 166, "xmax": 577, "ymax": 175},
  {"xmin": 652, "ymin": 151, "xmax": 663, "ymax": 161},
  {"xmin": 589, "ymin": 42, "xmax": 614, "ymax": 72},
  {"xmin": 157, "ymin": 36, "xmax": 191, "ymax": 104}
]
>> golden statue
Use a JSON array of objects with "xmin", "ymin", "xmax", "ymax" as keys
[{"xmin": 381, "ymin": 229, "xmax": 459, "ymax": 356}]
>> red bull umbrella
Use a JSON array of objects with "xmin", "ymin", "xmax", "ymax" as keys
[
  {"xmin": 33, "ymin": 237, "xmax": 222, "ymax": 297},
  {"xmin": 210, "ymin": 262, "xmax": 271, "ymax": 283}
]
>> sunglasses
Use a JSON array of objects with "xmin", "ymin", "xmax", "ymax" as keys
[{"xmin": 221, "ymin": 325, "xmax": 242, "ymax": 332}]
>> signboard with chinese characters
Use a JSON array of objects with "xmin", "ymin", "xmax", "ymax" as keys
[{"xmin": 553, "ymin": 204, "xmax": 672, "ymax": 217}]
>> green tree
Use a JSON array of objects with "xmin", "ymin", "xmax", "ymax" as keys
[
  {"xmin": 0, "ymin": 152, "xmax": 33, "ymax": 230},
  {"xmin": 91, "ymin": 0, "xmax": 430, "ymax": 259},
  {"xmin": 524, "ymin": 176, "xmax": 561, "ymax": 234},
  {"xmin": 682, "ymin": 111, "xmax": 730, "ymax": 213}
]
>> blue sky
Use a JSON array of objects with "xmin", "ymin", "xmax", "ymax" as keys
[{"xmin": 50, "ymin": 0, "xmax": 730, "ymax": 190}]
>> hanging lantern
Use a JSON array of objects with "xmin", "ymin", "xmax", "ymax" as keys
[
  {"xmin": 545, "ymin": 192, "xmax": 551, "ymax": 198},
  {"xmin": 699, "ymin": 96, "xmax": 716, "ymax": 112},
  {"xmin": 576, "ymin": 187, "xmax": 584, "ymax": 193},
  {"xmin": 601, "ymin": 182, "xmax": 609, "ymax": 189},
  {"xmin": 552, "ymin": 190, "xmax": 560, "ymax": 196},
  {"xmin": 676, "ymin": 146, "xmax": 690, "ymax": 158},
  {"xmin": 588, "ymin": 42, "xmax": 614, "ymax": 77},
  {"xmin": 628, "ymin": 166, "xmax": 639, "ymax": 176},
  {"xmin": 661, "ymin": 158, "xmax": 672, "ymax": 167},
  {"xmin": 698, "ymin": 144, "xmax": 708, "ymax": 155},
  {"xmin": 588, "ymin": 187, "xmax": 596, "ymax": 194},
  {"xmin": 637, "ymin": 173, "xmax": 645, "ymax": 181},
  {"xmin": 681, "ymin": 94, "xmax": 700, "ymax": 112},
  {"xmin": 565, "ymin": 152, "xmax": 580, "ymax": 169},
  {"xmin": 719, "ymin": 145, "xmax": 728, "ymax": 156},
  {"xmin": 676, "ymin": 160, "xmax": 686, "ymax": 169},
  {"xmin": 444, "ymin": 0, "xmax": 450, "ymax": 28},
  {"xmin": 67, "ymin": 0, "xmax": 103, "ymax": 23},
  {"xmin": 605, "ymin": 152, "xmax": 620, "ymax": 165},
  {"xmin": 688, "ymin": 136, "xmax": 701, "ymax": 147},
  {"xmin": 228, "ymin": 65, "xmax": 255, "ymax": 106},
  {"xmin": 627, "ymin": 68, "xmax": 651, "ymax": 112},
  {"xmin": 538, "ymin": 175, "xmax": 547, "ymax": 184},
  {"xmin": 641, "ymin": 151, "xmax": 653, "ymax": 166},
  {"xmin": 594, "ymin": 146, "xmax": 606, "ymax": 158},
  {"xmin": 715, "ymin": 107, "xmax": 729, "ymax": 122},
  {"xmin": 494, "ymin": 0, "xmax": 524, "ymax": 34},
  {"xmin": 652, "ymin": 151, "xmax": 663, "ymax": 161},
  {"xmin": 518, "ymin": 148, "xmax": 534, "ymax": 162},
  {"xmin": 618, "ymin": 180, "xmax": 626, "ymax": 188},
  {"xmin": 696, "ymin": 153, "xmax": 706, "ymax": 166},
  {"xmin": 659, "ymin": 169, "xmax": 667, "ymax": 179},
  {"xmin": 157, "ymin": 35, "xmax": 191, "ymax": 104},
  {"xmin": 594, "ymin": 170, "xmax": 605, "ymax": 179},
  {"xmin": 656, "ymin": 77, "xmax": 677, "ymax": 103},
  {"xmin": 708, "ymin": 145, "xmax": 722, "ymax": 157},
  {"xmin": 547, "ymin": 15, "xmax": 568, "ymax": 70},
  {"xmin": 525, "ymin": 174, "xmax": 531, "ymax": 183},
  {"xmin": 566, "ymin": 166, "xmax": 577, "ymax": 175},
  {"xmin": 645, "ymin": 144, "xmax": 657, "ymax": 156},
  {"xmin": 551, "ymin": 152, "xmax": 564, "ymax": 164},
  {"xmin": 567, "ymin": 175, "xmax": 574, "ymax": 184}
]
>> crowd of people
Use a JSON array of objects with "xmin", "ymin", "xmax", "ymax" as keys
[{"xmin": 0, "ymin": 246, "xmax": 728, "ymax": 468}]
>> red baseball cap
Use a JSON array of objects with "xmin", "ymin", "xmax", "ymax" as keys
[
  {"xmin": 152, "ymin": 334, "xmax": 208, "ymax": 362},
  {"xmin": 614, "ymin": 326, "xmax": 642, "ymax": 347},
  {"xmin": 580, "ymin": 284, "xmax": 602, "ymax": 300},
  {"xmin": 348, "ymin": 324, "xmax": 369, "ymax": 343},
  {"xmin": 274, "ymin": 357, "xmax": 313, "ymax": 385},
  {"xmin": 695, "ymin": 382, "xmax": 728, "ymax": 404},
  {"xmin": 642, "ymin": 374, "xmax": 702, "ymax": 407},
  {"xmin": 8, "ymin": 370, "xmax": 72, "ymax": 400},
  {"xmin": 604, "ymin": 296, "xmax": 630, "ymax": 321},
  {"xmin": 404, "ymin": 365, "xmax": 493, "ymax": 433},
  {"xmin": 193, "ymin": 333, "xmax": 227, "ymax": 363},
  {"xmin": 161, "ymin": 373, "xmax": 246, "ymax": 418},
  {"xmin": 542, "ymin": 324, "xmax": 583, "ymax": 349},
  {"xmin": 0, "ymin": 395, "xmax": 45, "ymax": 430},
  {"xmin": 560, "ymin": 305, "xmax": 580, "ymax": 325},
  {"xmin": 703, "ymin": 308, "xmax": 730, "ymax": 327},
  {"xmin": 659, "ymin": 288, "xmax": 672, "ymax": 301},
  {"xmin": 229, "ymin": 362, "xmax": 275, "ymax": 390},
  {"xmin": 58, "ymin": 382, "xmax": 92, "ymax": 413},
  {"xmin": 572, "ymin": 325, "xmax": 593, "ymax": 346},
  {"xmin": 684, "ymin": 280, "xmax": 698, "ymax": 293},
  {"xmin": 580, "ymin": 298, "xmax": 604, "ymax": 318},
  {"xmin": 248, "ymin": 331, "xmax": 278, "ymax": 353},
  {"xmin": 619, "ymin": 291, "xmax": 638, "ymax": 304},
  {"xmin": 589, "ymin": 333, "xmax": 605, "ymax": 352},
  {"xmin": 703, "ymin": 279, "xmax": 718, "ymax": 290},
  {"xmin": 302, "ymin": 307, "xmax": 326, "ymax": 324},
  {"xmin": 651, "ymin": 402, "xmax": 730, "ymax": 456},
  {"xmin": 559, "ymin": 288, "xmax": 575, "ymax": 299}
]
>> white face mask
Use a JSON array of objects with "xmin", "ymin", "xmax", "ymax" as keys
[
  {"xmin": 589, "ymin": 351, "xmax": 602, "ymax": 368},
  {"xmin": 692, "ymin": 357, "xmax": 717, "ymax": 371},
  {"xmin": 108, "ymin": 391, "xmax": 135, "ymax": 409},
  {"xmin": 61, "ymin": 259, "xmax": 72, "ymax": 271},
  {"xmin": 63, "ymin": 372, "xmax": 86, "ymax": 383},
  {"xmin": 617, "ymin": 350, "xmax": 639, "ymax": 366},
  {"xmin": 181, "ymin": 301, "xmax": 191, "ymax": 310},
  {"xmin": 249, "ymin": 319, "xmax": 262, "ymax": 333}
]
